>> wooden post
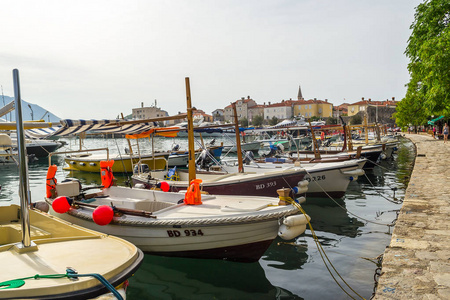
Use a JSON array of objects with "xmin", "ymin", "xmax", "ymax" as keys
[
  {"xmin": 231, "ymin": 102, "xmax": 244, "ymax": 173},
  {"xmin": 308, "ymin": 122, "xmax": 321, "ymax": 159},
  {"xmin": 185, "ymin": 77, "xmax": 196, "ymax": 183},
  {"xmin": 347, "ymin": 126, "xmax": 353, "ymax": 151},
  {"xmin": 364, "ymin": 114, "xmax": 368, "ymax": 145}
]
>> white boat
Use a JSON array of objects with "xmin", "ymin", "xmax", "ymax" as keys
[
  {"xmin": 222, "ymin": 140, "xmax": 261, "ymax": 153},
  {"xmin": 145, "ymin": 158, "xmax": 365, "ymax": 199},
  {"xmin": 221, "ymin": 158, "xmax": 366, "ymax": 198},
  {"xmin": 0, "ymin": 69, "xmax": 144, "ymax": 300},
  {"xmin": 46, "ymin": 182, "xmax": 309, "ymax": 262}
]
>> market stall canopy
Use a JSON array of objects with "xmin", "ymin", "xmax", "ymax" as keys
[{"xmin": 427, "ymin": 115, "xmax": 444, "ymax": 125}]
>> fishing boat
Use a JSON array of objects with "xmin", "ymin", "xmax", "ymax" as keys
[
  {"xmin": 222, "ymin": 140, "xmax": 261, "ymax": 153},
  {"xmin": 220, "ymin": 158, "xmax": 366, "ymax": 198},
  {"xmin": 64, "ymin": 150, "xmax": 170, "ymax": 173},
  {"xmin": 45, "ymin": 181, "xmax": 309, "ymax": 262},
  {"xmin": 0, "ymin": 69, "xmax": 144, "ymax": 300}
]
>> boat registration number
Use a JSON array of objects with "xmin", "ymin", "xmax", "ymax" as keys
[
  {"xmin": 167, "ymin": 229, "xmax": 204, "ymax": 237},
  {"xmin": 305, "ymin": 175, "xmax": 326, "ymax": 182},
  {"xmin": 255, "ymin": 181, "xmax": 277, "ymax": 190}
]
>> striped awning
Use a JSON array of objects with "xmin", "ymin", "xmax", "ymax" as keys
[{"xmin": 24, "ymin": 119, "xmax": 156, "ymax": 139}]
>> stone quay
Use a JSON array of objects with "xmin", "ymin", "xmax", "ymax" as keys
[{"xmin": 375, "ymin": 133, "xmax": 450, "ymax": 299}]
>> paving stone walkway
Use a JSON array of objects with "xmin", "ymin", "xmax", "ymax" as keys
[{"xmin": 374, "ymin": 133, "xmax": 450, "ymax": 299}]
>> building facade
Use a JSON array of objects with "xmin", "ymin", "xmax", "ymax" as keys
[
  {"xmin": 132, "ymin": 102, "xmax": 169, "ymax": 120},
  {"xmin": 264, "ymin": 100, "xmax": 296, "ymax": 120},
  {"xmin": 224, "ymin": 96, "xmax": 257, "ymax": 122},
  {"xmin": 293, "ymin": 99, "xmax": 333, "ymax": 118}
]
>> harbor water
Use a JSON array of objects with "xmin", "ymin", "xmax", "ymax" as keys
[{"xmin": 0, "ymin": 136, "xmax": 415, "ymax": 300}]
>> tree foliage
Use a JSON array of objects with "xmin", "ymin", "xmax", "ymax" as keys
[
  {"xmin": 252, "ymin": 114, "xmax": 264, "ymax": 127},
  {"xmin": 239, "ymin": 117, "xmax": 248, "ymax": 127},
  {"xmin": 395, "ymin": 0, "xmax": 450, "ymax": 126},
  {"xmin": 326, "ymin": 117, "xmax": 338, "ymax": 125},
  {"xmin": 350, "ymin": 114, "xmax": 362, "ymax": 125},
  {"xmin": 269, "ymin": 116, "xmax": 279, "ymax": 126}
]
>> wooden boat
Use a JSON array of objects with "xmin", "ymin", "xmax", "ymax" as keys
[
  {"xmin": 220, "ymin": 158, "xmax": 366, "ymax": 198},
  {"xmin": 222, "ymin": 140, "xmax": 261, "ymax": 153},
  {"xmin": 45, "ymin": 183, "xmax": 309, "ymax": 262},
  {"xmin": 64, "ymin": 151, "xmax": 169, "ymax": 173},
  {"xmin": 1, "ymin": 70, "xmax": 144, "ymax": 300},
  {"xmin": 0, "ymin": 204, "xmax": 144, "ymax": 299},
  {"xmin": 133, "ymin": 165, "xmax": 309, "ymax": 196}
]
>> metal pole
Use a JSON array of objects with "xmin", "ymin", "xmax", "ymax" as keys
[{"xmin": 13, "ymin": 69, "xmax": 32, "ymax": 248}]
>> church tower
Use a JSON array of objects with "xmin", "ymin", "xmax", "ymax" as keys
[{"xmin": 297, "ymin": 85, "xmax": 303, "ymax": 100}]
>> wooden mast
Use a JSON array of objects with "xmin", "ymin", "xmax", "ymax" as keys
[
  {"xmin": 185, "ymin": 77, "xmax": 196, "ymax": 183},
  {"xmin": 231, "ymin": 102, "xmax": 244, "ymax": 173}
]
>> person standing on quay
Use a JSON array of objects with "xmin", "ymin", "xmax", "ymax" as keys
[{"xmin": 443, "ymin": 123, "xmax": 449, "ymax": 143}]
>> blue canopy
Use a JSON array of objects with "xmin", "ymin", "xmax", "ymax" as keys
[{"xmin": 427, "ymin": 116, "xmax": 444, "ymax": 125}]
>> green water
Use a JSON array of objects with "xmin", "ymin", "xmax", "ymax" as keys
[{"xmin": 0, "ymin": 136, "xmax": 415, "ymax": 300}]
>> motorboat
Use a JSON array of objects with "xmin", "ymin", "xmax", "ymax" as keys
[
  {"xmin": 9, "ymin": 132, "xmax": 64, "ymax": 157},
  {"xmin": 64, "ymin": 151, "xmax": 170, "ymax": 173},
  {"xmin": 138, "ymin": 157, "xmax": 365, "ymax": 199},
  {"xmin": 45, "ymin": 181, "xmax": 310, "ymax": 263},
  {"xmin": 0, "ymin": 204, "xmax": 144, "ymax": 299},
  {"xmin": 132, "ymin": 163, "xmax": 309, "ymax": 197},
  {"xmin": 222, "ymin": 140, "xmax": 261, "ymax": 153},
  {"xmin": 220, "ymin": 158, "xmax": 366, "ymax": 198}
]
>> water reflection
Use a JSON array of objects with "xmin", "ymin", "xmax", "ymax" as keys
[
  {"xmin": 304, "ymin": 204, "xmax": 365, "ymax": 238},
  {"xmin": 128, "ymin": 255, "xmax": 303, "ymax": 300}
]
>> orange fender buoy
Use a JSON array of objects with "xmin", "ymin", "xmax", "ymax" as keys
[
  {"xmin": 184, "ymin": 179, "xmax": 203, "ymax": 205},
  {"xmin": 46, "ymin": 165, "xmax": 58, "ymax": 198},
  {"xmin": 100, "ymin": 160, "xmax": 115, "ymax": 188},
  {"xmin": 320, "ymin": 131, "xmax": 325, "ymax": 140}
]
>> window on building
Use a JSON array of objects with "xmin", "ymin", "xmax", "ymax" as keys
[{"xmin": 309, "ymin": 105, "xmax": 311, "ymax": 109}]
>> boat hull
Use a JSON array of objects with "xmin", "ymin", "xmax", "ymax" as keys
[
  {"xmin": 133, "ymin": 168, "xmax": 307, "ymax": 197},
  {"xmin": 65, "ymin": 153, "xmax": 168, "ymax": 173},
  {"xmin": 47, "ymin": 211, "xmax": 280, "ymax": 263}
]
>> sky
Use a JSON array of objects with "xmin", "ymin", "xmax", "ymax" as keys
[{"xmin": 0, "ymin": 0, "xmax": 423, "ymax": 120}]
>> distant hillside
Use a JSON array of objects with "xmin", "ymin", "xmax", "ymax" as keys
[{"xmin": 0, "ymin": 95, "xmax": 60, "ymax": 122}]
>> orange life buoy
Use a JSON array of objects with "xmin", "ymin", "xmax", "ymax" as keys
[
  {"xmin": 46, "ymin": 165, "xmax": 58, "ymax": 198},
  {"xmin": 184, "ymin": 179, "xmax": 203, "ymax": 205},
  {"xmin": 100, "ymin": 160, "xmax": 115, "ymax": 188}
]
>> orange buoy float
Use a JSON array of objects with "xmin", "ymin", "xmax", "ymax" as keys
[
  {"xmin": 46, "ymin": 165, "xmax": 58, "ymax": 198},
  {"xmin": 184, "ymin": 179, "xmax": 203, "ymax": 205},
  {"xmin": 100, "ymin": 160, "xmax": 115, "ymax": 188},
  {"xmin": 320, "ymin": 131, "xmax": 325, "ymax": 140}
]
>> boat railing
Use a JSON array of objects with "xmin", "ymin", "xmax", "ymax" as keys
[{"xmin": 48, "ymin": 148, "xmax": 110, "ymax": 166}]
